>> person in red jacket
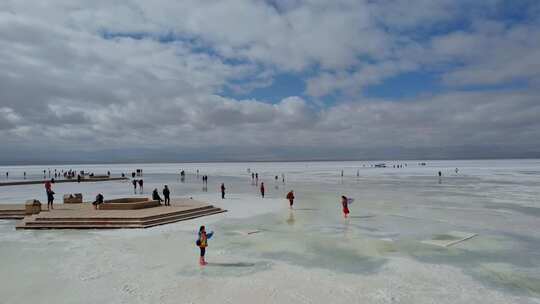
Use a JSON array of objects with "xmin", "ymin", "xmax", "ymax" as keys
[
  {"xmin": 286, "ymin": 190, "xmax": 295, "ymax": 208},
  {"xmin": 44, "ymin": 180, "xmax": 52, "ymax": 192},
  {"xmin": 341, "ymin": 195, "xmax": 350, "ymax": 218},
  {"xmin": 260, "ymin": 182, "xmax": 265, "ymax": 198}
]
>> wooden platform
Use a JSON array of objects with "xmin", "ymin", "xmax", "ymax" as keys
[
  {"xmin": 0, "ymin": 177, "xmax": 128, "ymax": 187},
  {"xmin": 0, "ymin": 204, "xmax": 25, "ymax": 220},
  {"xmin": 2, "ymin": 198, "xmax": 226, "ymax": 229}
]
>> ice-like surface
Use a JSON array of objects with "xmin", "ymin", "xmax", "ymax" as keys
[{"xmin": 1, "ymin": 159, "xmax": 540, "ymax": 303}]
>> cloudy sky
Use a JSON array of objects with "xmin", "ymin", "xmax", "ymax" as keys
[{"xmin": 1, "ymin": 0, "xmax": 539, "ymax": 164}]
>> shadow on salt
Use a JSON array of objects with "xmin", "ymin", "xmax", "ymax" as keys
[{"xmin": 177, "ymin": 260, "xmax": 273, "ymax": 277}]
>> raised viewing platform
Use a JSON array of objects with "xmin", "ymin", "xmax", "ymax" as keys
[
  {"xmin": 0, "ymin": 198, "xmax": 226, "ymax": 229},
  {"xmin": 0, "ymin": 204, "xmax": 26, "ymax": 220},
  {"xmin": 0, "ymin": 176, "xmax": 128, "ymax": 187},
  {"xmin": 99, "ymin": 197, "xmax": 161, "ymax": 210}
]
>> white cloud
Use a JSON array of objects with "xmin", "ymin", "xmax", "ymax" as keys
[
  {"xmin": 0, "ymin": 1, "xmax": 539, "ymax": 161},
  {"xmin": 305, "ymin": 60, "xmax": 418, "ymax": 97},
  {"xmin": 433, "ymin": 22, "xmax": 540, "ymax": 86}
]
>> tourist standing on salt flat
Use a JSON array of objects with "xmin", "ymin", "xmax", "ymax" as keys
[
  {"xmin": 341, "ymin": 195, "xmax": 350, "ymax": 218},
  {"xmin": 196, "ymin": 225, "xmax": 214, "ymax": 266},
  {"xmin": 45, "ymin": 180, "xmax": 55, "ymax": 210},
  {"xmin": 260, "ymin": 182, "xmax": 265, "ymax": 198},
  {"xmin": 138, "ymin": 179, "xmax": 144, "ymax": 193},
  {"xmin": 220, "ymin": 183, "xmax": 226, "ymax": 199},
  {"xmin": 163, "ymin": 185, "xmax": 170, "ymax": 206},
  {"xmin": 132, "ymin": 179, "xmax": 137, "ymax": 193}
]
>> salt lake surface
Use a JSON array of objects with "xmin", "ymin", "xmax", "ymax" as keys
[{"xmin": 1, "ymin": 160, "xmax": 540, "ymax": 303}]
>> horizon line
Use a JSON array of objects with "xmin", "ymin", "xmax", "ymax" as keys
[{"xmin": 1, "ymin": 156, "xmax": 539, "ymax": 167}]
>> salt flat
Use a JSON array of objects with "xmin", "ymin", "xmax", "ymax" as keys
[{"xmin": 1, "ymin": 159, "xmax": 539, "ymax": 303}]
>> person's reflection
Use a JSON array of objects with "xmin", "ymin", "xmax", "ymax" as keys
[
  {"xmin": 286, "ymin": 210, "xmax": 295, "ymax": 226},
  {"xmin": 202, "ymin": 185, "xmax": 208, "ymax": 192},
  {"xmin": 343, "ymin": 218, "xmax": 352, "ymax": 239}
]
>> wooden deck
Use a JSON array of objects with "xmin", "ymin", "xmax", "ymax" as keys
[
  {"xmin": 0, "ymin": 198, "xmax": 226, "ymax": 229},
  {"xmin": 0, "ymin": 204, "xmax": 25, "ymax": 220}
]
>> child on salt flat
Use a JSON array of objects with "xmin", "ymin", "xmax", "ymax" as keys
[{"xmin": 196, "ymin": 225, "xmax": 214, "ymax": 266}]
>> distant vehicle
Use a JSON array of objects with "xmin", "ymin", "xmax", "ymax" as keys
[{"xmin": 374, "ymin": 163, "xmax": 386, "ymax": 168}]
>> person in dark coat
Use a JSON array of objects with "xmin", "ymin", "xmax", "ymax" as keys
[
  {"xmin": 47, "ymin": 190, "xmax": 55, "ymax": 210},
  {"xmin": 138, "ymin": 179, "xmax": 144, "ymax": 193},
  {"xmin": 92, "ymin": 193, "xmax": 104, "ymax": 210},
  {"xmin": 152, "ymin": 188, "xmax": 163, "ymax": 203},
  {"xmin": 220, "ymin": 183, "xmax": 226, "ymax": 199},
  {"xmin": 163, "ymin": 185, "xmax": 170, "ymax": 206}
]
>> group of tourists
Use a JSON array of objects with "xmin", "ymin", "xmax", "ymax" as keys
[
  {"xmin": 131, "ymin": 179, "xmax": 144, "ymax": 193},
  {"xmin": 36, "ymin": 167, "xmax": 352, "ymax": 268},
  {"xmin": 198, "ymin": 182, "xmax": 354, "ymax": 267},
  {"xmin": 152, "ymin": 185, "xmax": 171, "ymax": 206}
]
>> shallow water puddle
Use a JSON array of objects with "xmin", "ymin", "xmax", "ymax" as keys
[{"xmin": 421, "ymin": 231, "xmax": 477, "ymax": 247}]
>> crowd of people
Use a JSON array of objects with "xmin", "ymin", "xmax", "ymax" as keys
[{"xmin": 2, "ymin": 168, "xmax": 131, "ymax": 182}]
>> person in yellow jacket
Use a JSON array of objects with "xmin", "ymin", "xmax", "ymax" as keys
[{"xmin": 196, "ymin": 225, "xmax": 214, "ymax": 266}]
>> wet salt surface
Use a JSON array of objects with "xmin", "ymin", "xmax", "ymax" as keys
[{"xmin": 1, "ymin": 160, "xmax": 540, "ymax": 303}]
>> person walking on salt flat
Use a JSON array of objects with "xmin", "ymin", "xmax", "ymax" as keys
[
  {"xmin": 286, "ymin": 190, "xmax": 295, "ymax": 209},
  {"xmin": 220, "ymin": 183, "xmax": 226, "ymax": 199},
  {"xmin": 341, "ymin": 195, "xmax": 354, "ymax": 218}
]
